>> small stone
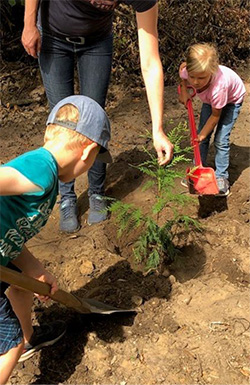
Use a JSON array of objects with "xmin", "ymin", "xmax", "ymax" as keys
[
  {"xmin": 162, "ymin": 269, "xmax": 170, "ymax": 278},
  {"xmin": 183, "ymin": 296, "xmax": 192, "ymax": 305},
  {"xmin": 131, "ymin": 295, "xmax": 143, "ymax": 306},
  {"xmin": 111, "ymin": 356, "xmax": 117, "ymax": 365},
  {"xmin": 80, "ymin": 260, "xmax": 94, "ymax": 275},
  {"xmin": 169, "ymin": 275, "xmax": 176, "ymax": 284}
]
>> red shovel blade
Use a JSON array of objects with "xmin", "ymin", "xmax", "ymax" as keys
[
  {"xmin": 186, "ymin": 166, "xmax": 219, "ymax": 195},
  {"xmin": 177, "ymin": 85, "xmax": 219, "ymax": 196}
]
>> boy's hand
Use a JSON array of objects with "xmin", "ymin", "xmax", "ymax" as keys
[
  {"xmin": 35, "ymin": 270, "xmax": 58, "ymax": 301},
  {"xmin": 153, "ymin": 132, "xmax": 174, "ymax": 166}
]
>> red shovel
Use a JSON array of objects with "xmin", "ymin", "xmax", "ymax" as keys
[{"xmin": 178, "ymin": 85, "xmax": 219, "ymax": 195}]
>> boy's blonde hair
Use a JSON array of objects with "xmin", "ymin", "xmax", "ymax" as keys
[
  {"xmin": 186, "ymin": 43, "xmax": 219, "ymax": 74},
  {"xmin": 44, "ymin": 104, "xmax": 93, "ymax": 150}
]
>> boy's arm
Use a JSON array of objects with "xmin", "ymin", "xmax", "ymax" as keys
[
  {"xmin": 197, "ymin": 107, "xmax": 222, "ymax": 142},
  {"xmin": 136, "ymin": 5, "xmax": 174, "ymax": 166},
  {"xmin": 0, "ymin": 167, "xmax": 42, "ymax": 195},
  {"xmin": 21, "ymin": 0, "xmax": 41, "ymax": 58},
  {"xmin": 11, "ymin": 245, "xmax": 58, "ymax": 295}
]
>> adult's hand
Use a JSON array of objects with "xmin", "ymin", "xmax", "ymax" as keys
[
  {"xmin": 21, "ymin": 25, "xmax": 41, "ymax": 58},
  {"xmin": 153, "ymin": 131, "xmax": 174, "ymax": 166}
]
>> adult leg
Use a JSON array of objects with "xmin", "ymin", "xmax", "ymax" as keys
[
  {"xmin": 39, "ymin": 33, "xmax": 75, "ymax": 109},
  {"xmin": 197, "ymin": 103, "xmax": 213, "ymax": 166},
  {"xmin": 77, "ymin": 35, "xmax": 113, "ymax": 224},
  {"xmin": 39, "ymin": 33, "xmax": 79, "ymax": 231}
]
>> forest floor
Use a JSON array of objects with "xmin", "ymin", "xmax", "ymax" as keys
[{"xmin": 1, "ymin": 62, "xmax": 250, "ymax": 385}]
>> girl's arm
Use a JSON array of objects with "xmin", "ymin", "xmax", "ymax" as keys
[
  {"xmin": 21, "ymin": 0, "xmax": 41, "ymax": 58},
  {"xmin": 12, "ymin": 245, "xmax": 58, "ymax": 295},
  {"xmin": 178, "ymin": 62, "xmax": 191, "ymax": 106},
  {"xmin": 136, "ymin": 4, "xmax": 173, "ymax": 166},
  {"xmin": 197, "ymin": 107, "xmax": 222, "ymax": 142},
  {"xmin": 0, "ymin": 167, "xmax": 42, "ymax": 195}
]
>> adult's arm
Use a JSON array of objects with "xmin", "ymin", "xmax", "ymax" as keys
[
  {"xmin": 21, "ymin": 0, "xmax": 41, "ymax": 58},
  {"xmin": 136, "ymin": 4, "xmax": 173, "ymax": 165}
]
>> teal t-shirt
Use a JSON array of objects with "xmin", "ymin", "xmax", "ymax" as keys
[{"xmin": 0, "ymin": 148, "xmax": 58, "ymax": 266}]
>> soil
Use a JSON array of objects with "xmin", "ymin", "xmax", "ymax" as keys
[{"xmin": 1, "ymin": 62, "xmax": 250, "ymax": 385}]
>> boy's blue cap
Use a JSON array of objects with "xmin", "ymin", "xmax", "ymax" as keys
[{"xmin": 46, "ymin": 95, "xmax": 112, "ymax": 163}]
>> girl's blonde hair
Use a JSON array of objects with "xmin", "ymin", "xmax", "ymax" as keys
[
  {"xmin": 186, "ymin": 43, "xmax": 219, "ymax": 74},
  {"xmin": 44, "ymin": 104, "xmax": 93, "ymax": 150}
]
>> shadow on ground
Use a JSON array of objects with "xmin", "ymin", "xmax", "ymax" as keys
[
  {"xmin": 77, "ymin": 148, "xmax": 149, "ymax": 219},
  {"xmin": 196, "ymin": 143, "xmax": 249, "ymax": 218},
  {"xmin": 28, "ymin": 260, "xmax": 174, "ymax": 384}
]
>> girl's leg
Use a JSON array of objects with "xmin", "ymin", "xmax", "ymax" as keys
[
  {"xmin": 214, "ymin": 103, "xmax": 242, "ymax": 179},
  {"xmin": 198, "ymin": 103, "xmax": 213, "ymax": 166},
  {"xmin": 77, "ymin": 35, "xmax": 113, "ymax": 198}
]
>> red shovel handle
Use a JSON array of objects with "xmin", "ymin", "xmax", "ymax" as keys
[{"xmin": 178, "ymin": 85, "xmax": 202, "ymax": 167}]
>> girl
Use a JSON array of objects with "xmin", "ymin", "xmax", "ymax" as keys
[{"xmin": 179, "ymin": 43, "xmax": 246, "ymax": 196}]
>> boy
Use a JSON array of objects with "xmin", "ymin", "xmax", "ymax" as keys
[{"xmin": 0, "ymin": 95, "xmax": 111, "ymax": 384}]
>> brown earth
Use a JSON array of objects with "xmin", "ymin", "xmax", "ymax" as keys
[{"xmin": 1, "ymin": 63, "xmax": 250, "ymax": 385}]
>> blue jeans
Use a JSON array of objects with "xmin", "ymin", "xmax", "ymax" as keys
[
  {"xmin": 198, "ymin": 102, "xmax": 242, "ymax": 179},
  {"xmin": 39, "ymin": 32, "xmax": 113, "ymax": 201}
]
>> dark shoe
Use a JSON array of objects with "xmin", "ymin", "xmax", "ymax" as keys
[
  {"xmin": 216, "ymin": 178, "xmax": 230, "ymax": 197},
  {"xmin": 59, "ymin": 199, "xmax": 80, "ymax": 232},
  {"xmin": 18, "ymin": 320, "xmax": 66, "ymax": 362},
  {"xmin": 88, "ymin": 194, "xmax": 108, "ymax": 225}
]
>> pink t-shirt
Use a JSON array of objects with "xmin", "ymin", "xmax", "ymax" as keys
[{"xmin": 180, "ymin": 65, "xmax": 246, "ymax": 108}]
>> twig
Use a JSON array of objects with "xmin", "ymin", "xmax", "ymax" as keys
[{"xmin": 28, "ymin": 237, "xmax": 62, "ymax": 248}]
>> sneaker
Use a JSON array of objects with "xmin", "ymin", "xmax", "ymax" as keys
[
  {"xmin": 181, "ymin": 178, "xmax": 188, "ymax": 188},
  {"xmin": 18, "ymin": 320, "xmax": 66, "ymax": 363},
  {"xmin": 216, "ymin": 177, "xmax": 230, "ymax": 197},
  {"xmin": 88, "ymin": 194, "xmax": 108, "ymax": 225},
  {"xmin": 59, "ymin": 199, "xmax": 80, "ymax": 233}
]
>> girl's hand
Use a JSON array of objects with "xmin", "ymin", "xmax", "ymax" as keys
[
  {"xmin": 179, "ymin": 90, "xmax": 191, "ymax": 108},
  {"xmin": 195, "ymin": 133, "xmax": 207, "ymax": 143}
]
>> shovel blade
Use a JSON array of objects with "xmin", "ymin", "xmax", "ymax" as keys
[
  {"xmin": 187, "ymin": 166, "xmax": 219, "ymax": 195},
  {"xmin": 81, "ymin": 298, "xmax": 136, "ymax": 315}
]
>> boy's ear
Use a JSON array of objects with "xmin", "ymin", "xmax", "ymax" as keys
[{"xmin": 81, "ymin": 142, "xmax": 99, "ymax": 161}]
